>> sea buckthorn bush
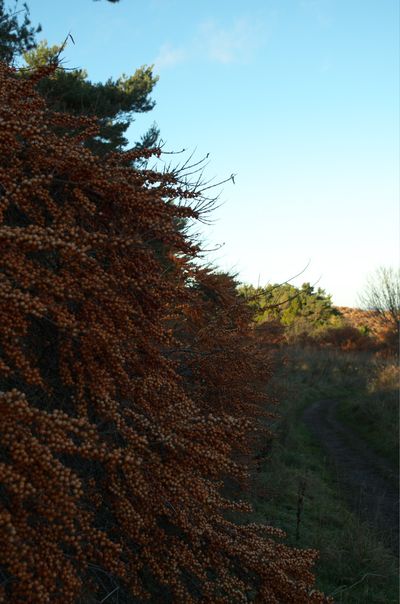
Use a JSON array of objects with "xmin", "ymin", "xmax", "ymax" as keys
[{"xmin": 0, "ymin": 62, "xmax": 329, "ymax": 603}]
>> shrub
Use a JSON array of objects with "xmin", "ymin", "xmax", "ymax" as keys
[
  {"xmin": 315, "ymin": 325, "xmax": 377, "ymax": 352},
  {"xmin": 0, "ymin": 63, "xmax": 328, "ymax": 603}
]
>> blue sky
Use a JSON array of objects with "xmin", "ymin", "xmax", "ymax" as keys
[{"xmin": 20, "ymin": 0, "xmax": 399, "ymax": 305}]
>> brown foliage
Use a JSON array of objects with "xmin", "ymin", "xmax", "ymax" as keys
[
  {"xmin": 337, "ymin": 307, "xmax": 384, "ymax": 334},
  {"xmin": 315, "ymin": 325, "xmax": 376, "ymax": 352},
  {"xmin": 0, "ymin": 63, "xmax": 329, "ymax": 602},
  {"xmin": 336, "ymin": 307, "xmax": 398, "ymax": 354}
]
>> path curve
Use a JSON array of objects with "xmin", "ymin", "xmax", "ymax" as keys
[{"xmin": 303, "ymin": 399, "xmax": 399, "ymax": 556}]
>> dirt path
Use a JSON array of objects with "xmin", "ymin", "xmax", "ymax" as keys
[{"xmin": 303, "ymin": 399, "xmax": 399, "ymax": 556}]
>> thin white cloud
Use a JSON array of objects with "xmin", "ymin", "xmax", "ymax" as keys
[
  {"xmin": 300, "ymin": 0, "xmax": 333, "ymax": 27},
  {"xmin": 198, "ymin": 17, "xmax": 264, "ymax": 65},
  {"xmin": 154, "ymin": 15, "xmax": 268, "ymax": 70},
  {"xmin": 154, "ymin": 43, "xmax": 186, "ymax": 69}
]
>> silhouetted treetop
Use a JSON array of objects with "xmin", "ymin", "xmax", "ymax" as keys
[{"xmin": 0, "ymin": 0, "xmax": 41, "ymax": 64}]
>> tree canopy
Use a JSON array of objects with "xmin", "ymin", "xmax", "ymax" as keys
[{"xmin": 239, "ymin": 281, "xmax": 338, "ymax": 328}]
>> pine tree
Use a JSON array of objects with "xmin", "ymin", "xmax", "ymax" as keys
[{"xmin": 23, "ymin": 40, "xmax": 159, "ymax": 155}]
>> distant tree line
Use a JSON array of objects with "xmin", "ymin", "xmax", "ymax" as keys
[
  {"xmin": 239, "ymin": 282, "xmax": 339, "ymax": 333},
  {"xmin": 239, "ymin": 277, "xmax": 398, "ymax": 353}
]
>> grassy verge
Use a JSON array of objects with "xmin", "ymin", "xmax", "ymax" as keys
[
  {"xmin": 241, "ymin": 346, "xmax": 399, "ymax": 603},
  {"xmin": 335, "ymin": 359, "xmax": 399, "ymax": 467}
]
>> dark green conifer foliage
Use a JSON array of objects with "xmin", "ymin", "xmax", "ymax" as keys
[
  {"xmin": 0, "ymin": 0, "xmax": 41, "ymax": 64},
  {"xmin": 1, "ymin": 3, "xmax": 159, "ymax": 155},
  {"xmin": 239, "ymin": 282, "xmax": 338, "ymax": 327},
  {"xmin": 23, "ymin": 40, "xmax": 159, "ymax": 155}
]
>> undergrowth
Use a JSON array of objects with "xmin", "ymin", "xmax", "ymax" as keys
[
  {"xmin": 241, "ymin": 346, "xmax": 399, "ymax": 603},
  {"xmin": 336, "ymin": 359, "xmax": 399, "ymax": 466}
]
